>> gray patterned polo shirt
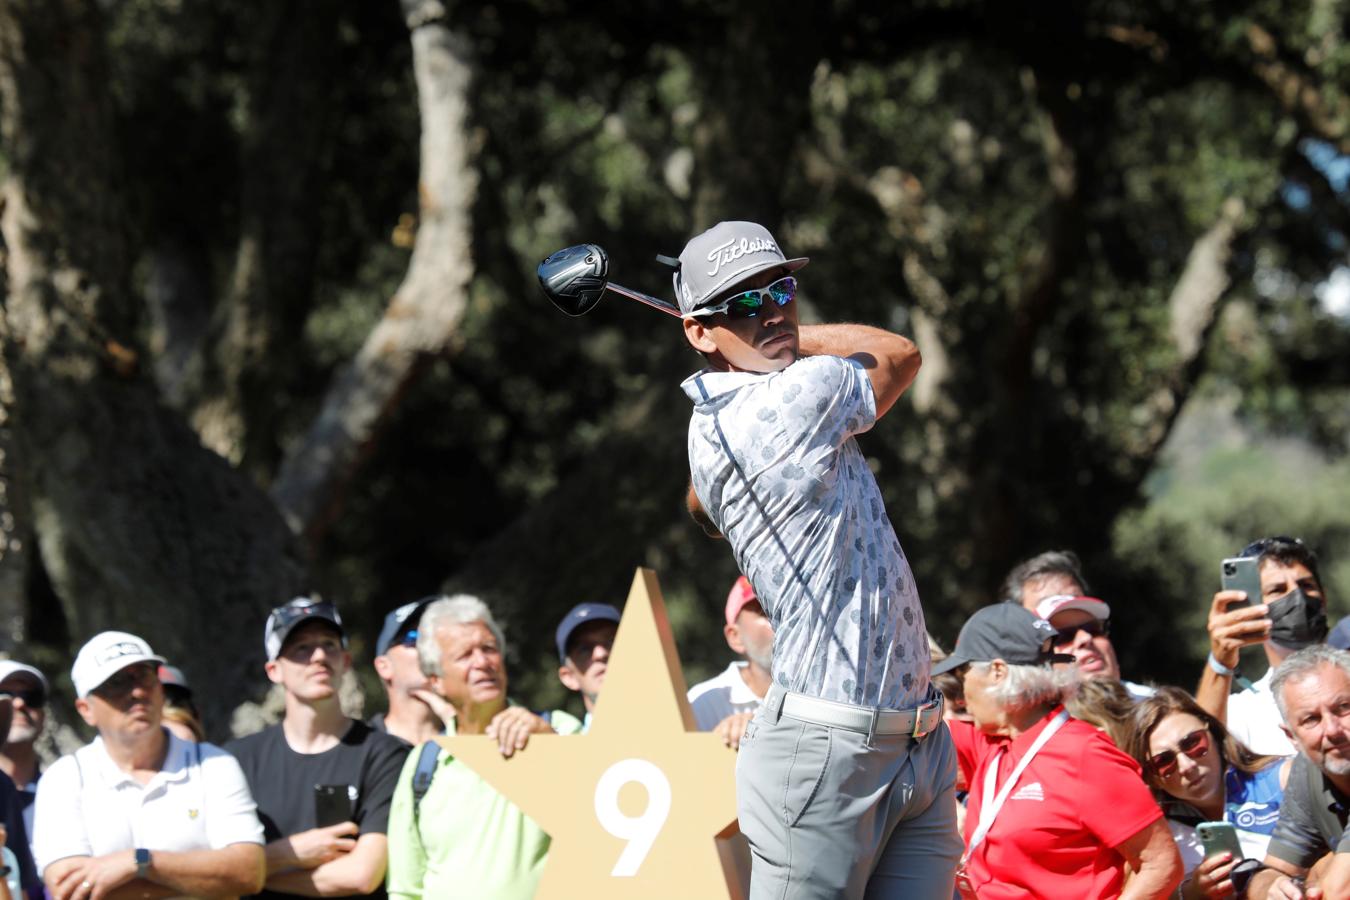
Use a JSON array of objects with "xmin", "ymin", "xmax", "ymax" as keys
[{"xmin": 682, "ymin": 354, "xmax": 930, "ymax": 709}]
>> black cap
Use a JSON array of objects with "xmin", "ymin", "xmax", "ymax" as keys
[
  {"xmin": 555, "ymin": 603, "xmax": 621, "ymax": 661},
  {"xmin": 264, "ymin": 597, "xmax": 346, "ymax": 661},
  {"xmin": 931, "ymin": 604, "xmax": 1075, "ymax": 675},
  {"xmin": 375, "ymin": 596, "xmax": 438, "ymax": 657}
]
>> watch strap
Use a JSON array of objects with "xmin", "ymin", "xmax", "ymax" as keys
[{"xmin": 135, "ymin": 847, "xmax": 151, "ymax": 878}]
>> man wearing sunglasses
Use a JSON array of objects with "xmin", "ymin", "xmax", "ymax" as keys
[
  {"xmin": 0, "ymin": 662, "xmax": 47, "ymax": 850},
  {"xmin": 1034, "ymin": 594, "xmax": 1154, "ymax": 700},
  {"xmin": 676, "ymin": 221, "xmax": 957, "ymax": 898},
  {"xmin": 371, "ymin": 598, "xmax": 446, "ymax": 748},
  {"xmin": 1002, "ymin": 550, "xmax": 1152, "ymax": 699},
  {"xmin": 32, "ymin": 631, "xmax": 265, "ymax": 900},
  {"xmin": 1196, "ymin": 536, "xmax": 1330, "ymax": 759}
]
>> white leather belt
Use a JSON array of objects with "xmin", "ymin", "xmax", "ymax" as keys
[{"xmin": 780, "ymin": 689, "xmax": 944, "ymax": 738}]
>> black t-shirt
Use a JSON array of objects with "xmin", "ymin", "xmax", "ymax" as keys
[
  {"xmin": 0, "ymin": 770, "xmax": 40, "ymax": 900},
  {"xmin": 227, "ymin": 719, "xmax": 409, "ymax": 900}
]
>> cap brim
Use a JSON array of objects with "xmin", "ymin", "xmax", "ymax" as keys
[
  {"xmin": 930, "ymin": 653, "xmax": 972, "ymax": 676},
  {"xmin": 83, "ymin": 654, "xmax": 167, "ymax": 697},
  {"xmin": 0, "ymin": 661, "xmax": 47, "ymax": 689}
]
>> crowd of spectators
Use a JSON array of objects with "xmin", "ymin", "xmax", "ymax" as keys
[{"xmin": 0, "ymin": 536, "xmax": 1343, "ymax": 898}]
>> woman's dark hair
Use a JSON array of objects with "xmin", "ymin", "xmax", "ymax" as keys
[
  {"xmin": 1066, "ymin": 678, "xmax": 1134, "ymax": 749},
  {"xmin": 1126, "ymin": 686, "xmax": 1279, "ymax": 803}
]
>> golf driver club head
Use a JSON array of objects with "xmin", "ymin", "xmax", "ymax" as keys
[{"xmin": 538, "ymin": 244, "xmax": 609, "ymax": 316}]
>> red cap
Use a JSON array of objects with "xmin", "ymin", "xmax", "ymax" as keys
[{"xmin": 725, "ymin": 576, "xmax": 758, "ymax": 626}]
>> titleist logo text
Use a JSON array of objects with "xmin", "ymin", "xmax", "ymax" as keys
[{"xmin": 706, "ymin": 237, "xmax": 780, "ymax": 277}]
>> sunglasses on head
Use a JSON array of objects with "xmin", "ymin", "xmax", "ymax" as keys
[
  {"xmin": 270, "ymin": 600, "xmax": 340, "ymax": 640},
  {"xmin": 1239, "ymin": 535, "xmax": 1305, "ymax": 559},
  {"xmin": 689, "ymin": 276, "xmax": 797, "ymax": 320},
  {"xmin": 1148, "ymin": 728, "xmax": 1210, "ymax": 778},
  {"xmin": 1052, "ymin": 618, "xmax": 1109, "ymax": 645}
]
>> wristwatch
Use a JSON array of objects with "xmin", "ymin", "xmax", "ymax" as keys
[{"xmin": 134, "ymin": 848, "xmax": 151, "ymax": 879}]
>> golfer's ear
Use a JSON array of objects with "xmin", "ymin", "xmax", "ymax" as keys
[{"xmin": 683, "ymin": 317, "xmax": 717, "ymax": 354}]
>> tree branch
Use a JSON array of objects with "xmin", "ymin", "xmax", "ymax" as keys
[{"xmin": 270, "ymin": 3, "xmax": 479, "ymax": 548}]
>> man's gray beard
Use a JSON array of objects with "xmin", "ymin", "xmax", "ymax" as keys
[
  {"xmin": 1320, "ymin": 749, "xmax": 1350, "ymax": 776},
  {"xmin": 745, "ymin": 647, "xmax": 773, "ymax": 674},
  {"xmin": 6, "ymin": 721, "xmax": 37, "ymax": 744}
]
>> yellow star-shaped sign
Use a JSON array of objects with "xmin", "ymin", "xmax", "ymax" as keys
[{"xmin": 439, "ymin": 568, "xmax": 742, "ymax": 899}]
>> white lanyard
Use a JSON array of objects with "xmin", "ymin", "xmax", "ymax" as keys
[{"xmin": 968, "ymin": 709, "xmax": 1070, "ymax": 852}]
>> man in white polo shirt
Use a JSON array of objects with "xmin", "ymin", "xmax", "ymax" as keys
[
  {"xmin": 687, "ymin": 576, "xmax": 773, "ymax": 748},
  {"xmin": 32, "ymin": 631, "xmax": 265, "ymax": 900}
]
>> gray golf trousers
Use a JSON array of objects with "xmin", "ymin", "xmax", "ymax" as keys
[{"xmin": 736, "ymin": 684, "xmax": 963, "ymax": 900}]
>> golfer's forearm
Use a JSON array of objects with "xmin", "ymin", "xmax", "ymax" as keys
[
  {"xmin": 799, "ymin": 323, "xmax": 911, "ymax": 360},
  {"xmin": 799, "ymin": 324, "xmax": 921, "ymax": 418}
]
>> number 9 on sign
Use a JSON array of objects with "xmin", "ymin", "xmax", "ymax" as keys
[{"xmin": 593, "ymin": 758, "xmax": 672, "ymax": 876}]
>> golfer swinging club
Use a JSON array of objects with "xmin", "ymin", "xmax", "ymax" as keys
[{"xmin": 676, "ymin": 221, "xmax": 961, "ymax": 898}]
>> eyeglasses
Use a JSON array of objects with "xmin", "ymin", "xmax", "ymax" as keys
[
  {"xmin": 1052, "ymin": 619, "xmax": 1109, "ymax": 646},
  {"xmin": 95, "ymin": 663, "xmax": 159, "ymax": 699},
  {"xmin": 1147, "ymin": 728, "xmax": 1210, "ymax": 777},
  {"xmin": 689, "ymin": 276, "xmax": 797, "ymax": 320},
  {"xmin": 10, "ymin": 688, "xmax": 44, "ymax": 709}
]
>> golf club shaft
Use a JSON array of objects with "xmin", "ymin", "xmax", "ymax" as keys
[{"xmin": 607, "ymin": 282, "xmax": 682, "ymax": 318}]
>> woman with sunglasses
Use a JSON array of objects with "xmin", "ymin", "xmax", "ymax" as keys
[
  {"xmin": 1127, "ymin": 687, "xmax": 1289, "ymax": 899},
  {"xmin": 937, "ymin": 603, "xmax": 1182, "ymax": 899}
]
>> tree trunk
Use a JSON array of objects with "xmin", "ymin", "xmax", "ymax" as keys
[
  {"xmin": 270, "ymin": 0, "xmax": 479, "ymax": 549},
  {"xmin": 188, "ymin": 0, "xmax": 342, "ymax": 478},
  {"xmin": 0, "ymin": 0, "xmax": 303, "ymax": 734}
]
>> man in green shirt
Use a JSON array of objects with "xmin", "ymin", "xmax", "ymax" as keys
[{"xmin": 385, "ymin": 595, "xmax": 580, "ymax": 900}]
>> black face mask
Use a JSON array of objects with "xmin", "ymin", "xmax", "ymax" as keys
[{"xmin": 1268, "ymin": 586, "xmax": 1329, "ymax": 650}]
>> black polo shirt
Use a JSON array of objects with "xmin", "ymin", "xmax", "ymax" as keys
[{"xmin": 1268, "ymin": 754, "xmax": 1350, "ymax": 867}]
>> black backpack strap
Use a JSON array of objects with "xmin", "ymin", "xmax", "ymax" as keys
[{"xmin": 411, "ymin": 740, "xmax": 442, "ymax": 822}]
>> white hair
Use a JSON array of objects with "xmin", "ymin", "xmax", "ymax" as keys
[
  {"xmin": 416, "ymin": 594, "xmax": 505, "ymax": 676},
  {"xmin": 1272, "ymin": 644, "xmax": 1350, "ymax": 723},
  {"xmin": 970, "ymin": 661, "xmax": 1079, "ymax": 711}
]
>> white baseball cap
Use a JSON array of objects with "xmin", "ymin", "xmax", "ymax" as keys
[
  {"xmin": 71, "ymin": 631, "xmax": 165, "ymax": 698},
  {"xmin": 1035, "ymin": 594, "xmax": 1111, "ymax": 622},
  {"xmin": 0, "ymin": 661, "xmax": 48, "ymax": 691}
]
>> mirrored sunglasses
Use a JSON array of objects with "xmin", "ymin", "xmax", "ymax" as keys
[
  {"xmin": 1052, "ymin": 618, "xmax": 1109, "ymax": 645},
  {"xmin": 1148, "ymin": 728, "xmax": 1209, "ymax": 777},
  {"xmin": 689, "ymin": 276, "xmax": 797, "ymax": 320}
]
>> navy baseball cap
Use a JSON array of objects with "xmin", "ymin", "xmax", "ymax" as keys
[
  {"xmin": 375, "ymin": 596, "xmax": 438, "ymax": 657},
  {"xmin": 555, "ymin": 603, "xmax": 622, "ymax": 661},
  {"xmin": 932, "ymin": 604, "xmax": 1075, "ymax": 675}
]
